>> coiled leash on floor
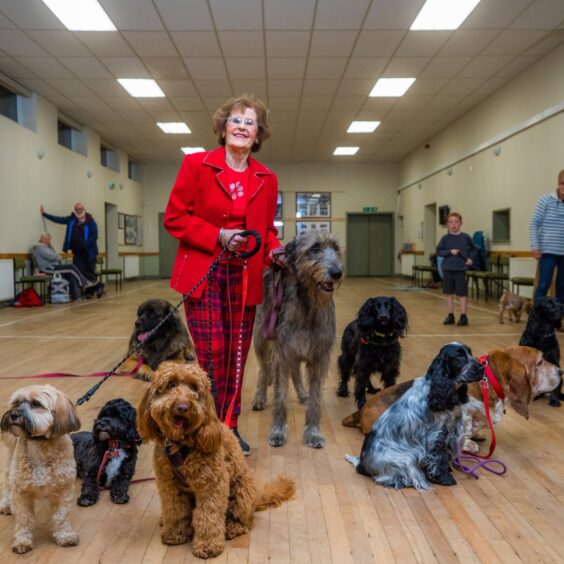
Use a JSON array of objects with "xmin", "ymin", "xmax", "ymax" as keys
[{"xmin": 76, "ymin": 230, "xmax": 261, "ymax": 406}]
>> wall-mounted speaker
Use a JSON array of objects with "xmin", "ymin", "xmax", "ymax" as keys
[{"xmin": 438, "ymin": 205, "xmax": 450, "ymax": 226}]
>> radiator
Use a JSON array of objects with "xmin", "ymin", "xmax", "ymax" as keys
[
  {"xmin": 124, "ymin": 255, "xmax": 140, "ymax": 279},
  {"xmin": 0, "ymin": 259, "xmax": 14, "ymax": 301}
]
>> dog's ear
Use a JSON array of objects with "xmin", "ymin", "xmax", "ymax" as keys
[
  {"xmin": 284, "ymin": 238, "xmax": 297, "ymax": 258},
  {"xmin": 125, "ymin": 405, "xmax": 142, "ymax": 444},
  {"xmin": 391, "ymin": 298, "xmax": 409, "ymax": 336},
  {"xmin": 505, "ymin": 358, "xmax": 532, "ymax": 419},
  {"xmin": 357, "ymin": 298, "xmax": 375, "ymax": 333},
  {"xmin": 137, "ymin": 389, "xmax": 159, "ymax": 442},
  {"xmin": 51, "ymin": 391, "xmax": 81, "ymax": 437},
  {"xmin": 192, "ymin": 368, "xmax": 223, "ymax": 453},
  {"xmin": 427, "ymin": 354, "xmax": 458, "ymax": 412}
]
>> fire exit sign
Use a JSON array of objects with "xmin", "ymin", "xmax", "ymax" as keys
[{"xmin": 362, "ymin": 207, "xmax": 377, "ymax": 213}]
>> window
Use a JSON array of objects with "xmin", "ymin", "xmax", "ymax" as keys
[
  {"xmin": 492, "ymin": 209, "xmax": 510, "ymax": 243},
  {"xmin": 57, "ymin": 116, "xmax": 87, "ymax": 156},
  {"xmin": 101, "ymin": 143, "xmax": 119, "ymax": 172},
  {"xmin": 128, "ymin": 159, "xmax": 140, "ymax": 181},
  {"xmin": 0, "ymin": 84, "xmax": 18, "ymax": 122}
]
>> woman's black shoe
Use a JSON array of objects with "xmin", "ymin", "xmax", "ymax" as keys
[
  {"xmin": 95, "ymin": 283, "xmax": 105, "ymax": 298},
  {"xmin": 231, "ymin": 427, "xmax": 250, "ymax": 456}
]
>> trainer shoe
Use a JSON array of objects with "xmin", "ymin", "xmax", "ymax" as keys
[
  {"xmin": 457, "ymin": 314, "xmax": 469, "ymax": 326},
  {"xmin": 232, "ymin": 427, "xmax": 250, "ymax": 456},
  {"xmin": 443, "ymin": 313, "xmax": 455, "ymax": 325}
]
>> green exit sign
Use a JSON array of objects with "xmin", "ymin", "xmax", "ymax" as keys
[{"xmin": 362, "ymin": 206, "xmax": 377, "ymax": 213}]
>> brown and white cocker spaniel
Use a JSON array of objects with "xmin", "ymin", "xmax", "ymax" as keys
[{"xmin": 137, "ymin": 362, "xmax": 295, "ymax": 559}]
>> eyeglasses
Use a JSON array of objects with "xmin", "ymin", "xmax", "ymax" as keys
[{"xmin": 226, "ymin": 115, "xmax": 257, "ymax": 128}]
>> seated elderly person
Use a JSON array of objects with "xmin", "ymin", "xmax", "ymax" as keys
[{"xmin": 31, "ymin": 232, "xmax": 104, "ymax": 301}]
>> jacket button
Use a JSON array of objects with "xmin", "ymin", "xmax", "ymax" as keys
[{"xmin": 222, "ymin": 213, "xmax": 227, "ymax": 218}]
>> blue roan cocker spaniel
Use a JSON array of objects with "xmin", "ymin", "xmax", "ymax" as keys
[{"xmin": 346, "ymin": 342, "xmax": 484, "ymax": 491}]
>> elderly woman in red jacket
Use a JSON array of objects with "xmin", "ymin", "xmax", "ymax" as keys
[{"xmin": 164, "ymin": 94, "xmax": 283, "ymax": 455}]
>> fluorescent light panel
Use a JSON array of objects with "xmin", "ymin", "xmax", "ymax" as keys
[
  {"xmin": 410, "ymin": 0, "xmax": 481, "ymax": 30},
  {"xmin": 157, "ymin": 122, "xmax": 191, "ymax": 134},
  {"xmin": 369, "ymin": 78, "xmax": 415, "ymax": 97},
  {"xmin": 181, "ymin": 147, "xmax": 205, "ymax": 155},
  {"xmin": 334, "ymin": 147, "xmax": 359, "ymax": 156},
  {"xmin": 42, "ymin": 0, "xmax": 116, "ymax": 31},
  {"xmin": 118, "ymin": 79, "xmax": 165, "ymax": 98},
  {"xmin": 347, "ymin": 121, "xmax": 380, "ymax": 133}
]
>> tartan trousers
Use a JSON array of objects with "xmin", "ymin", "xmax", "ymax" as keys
[{"xmin": 184, "ymin": 262, "xmax": 256, "ymax": 428}]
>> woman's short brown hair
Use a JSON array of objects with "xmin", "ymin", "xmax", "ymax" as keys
[{"xmin": 212, "ymin": 94, "xmax": 271, "ymax": 153}]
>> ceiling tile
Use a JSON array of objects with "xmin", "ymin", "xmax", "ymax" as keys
[
  {"xmin": 122, "ymin": 32, "xmax": 178, "ymax": 57},
  {"xmin": 407, "ymin": 77, "xmax": 449, "ymax": 95},
  {"xmin": 395, "ymin": 31, "xmax": 452, "ymax": 57},
  {"xmin": 26, "ymin": 31, "xmax": 91, "ymax": 57},
  {"xmin": 100, "ymin": 57, "xmax": 151, "ymax": 78},
  {"xmin": 184, "ymin": 58, "xmax": 227, "ymax": 79},
  {"xmin": 310, "ymin": 31, "xmax": 357, "ymax": 57},
  {"xmin": 299, "ymin": 97, "xmax": 332, "ymax": 110},
  {"xmin": 170, "ymin": 31, "xmax": 221, "ymax": 57},
  {"xmin": 267, "ymin": 58, "xmax": 306, "ymax": 79},
  {"xmin": 0, "ymin": 56, "xmax": 37, "ymax": 78},
  {"xmin": 0, "ymin": 12, "xmax": 15, "ymax": 28},
  {"xmin": 75, "ymin": 32, "xmax": 136, "ymax": 57},
  {"xmin": 210, "ymin": 0, "xmax": 262, "ymax": 30},
  {"xmin": 481, "ymin": 30, "xmax": 550, "ymax": 56},
  {"xmin": 225, "ymin": 57, "xmax": 265, "ymax": 79},
  {"xmin": 195, "ymin": 80, "xmax": 232, "ymax": 96},
  {"xmin": 82, "ymin": 79, "xmax": 130, "ymax": 96},
  {"xmin": 510, "ymin": 0, "xmax": 564, "ymax": 29},
  {"xmin": 101, "ymin": 96, "xmax": 144, "ymax": 111},
  {"xmin": 439, "ymin": 29, "xmax": 501, "ymax": 57},
  {"xmin": 264, "ymin": 0, "xmax": 316, "ymax": 30},
  {"xmin": 68, "ymin": 96, "xmax": 112, "ymax": 112},
  {"xmin": 265, "ymin": 31, "xmax": 310, "ymax": 57},
  {"xmin": 230, "ymin": 79, "xmax": 267, "ymax": 97},
  {"xmin": 218, "ymin": 31, "xmax": 265, "ymax": 57},
  {"xmin": 135, "ymin": 97, "xmax": 176, "ymax": 111},
  {"xmin": 0, "ymin": 30, "xmax": 46, "ymax": 56},
  {"xmin": 314, "ymin": 0, "xmax": 370, "ymax": 30},
  {"xmin": 15, "ymin": 56, "xmax": 72, "ymax": 79},
  {"xmin": 522, "ymin": 33, "xmax": 564, "ymax": 55},
  {"xmin": 419, "ymin": 57, "xmax": 472, "ymax": 78},
  {"xmin": 306, "ymin": 58, "xmax": 347, "ymax": 79},
  {"xmin": 394, "ymin": 95, "xmax": 433, "ymax": 109},
  {"xmin": 267, "ymin": 79, "xmax": 303, "ymax": 96},
  {"xmin": 336, "ymin": 78, "xmax": 373, "ymax": 96},
  {"xmin": 155, "ymin": 0, "xmax": 212, "ymax": 30},
  {"xmin": 331, "ymin": 96, "xmax": 366, "ymax": 110},
  {"xmin": 364, "ymin": 0, "xmax": 425, "ymax": 29},
  {"xmin": 158, "ymin": 80, "xmax": 198, "ymax": 96},
  {"xmin": 0, "ymin": 1, "xmax": 63, "ymax": 29},
  {"xmin": 100, "ymin": 0, "xmax": 163, "ymax": 30},
  {"xmin": 169, "ymin": 97, "xmax": 206, "ymax": 111},
  {"xmin": 424, "ymin": 95, "xmax": 465, "ymax": 110},
  {"xmin": 354, "ymin": 30, "xmax": 405, "ymax": 57},
  {"xmin": 268, "ymin": 97, "xmax": 300, "ymax": 110},
  {"xmin": 45, "ymin": 78, "xmax": 93, "ymax": 96},
  {"xmin": 202, "ymin": 96, "xmax": 231, "ymax": 110},
  {"xmin": 383, "ymin": 57, "xmax": 429, "ymax": 76},
  {"xmin": 144, "ymin": 57, "xmax": 189, "ymax": 80},
  {"xmin": 457, "ymin": 55, "xmax": 513, "ymax": 78},
  {"xmin": 496, "ymin": 55, "xmax": 540, "ymax": 77},
  {"xmin": 19, "ymin": 77, "xmax": 60, "ymax": 97},
  {"xmin": 462, "ymin": 0, "xmax": 532, "ymax": 29},
  {"xmin": 440, "ymin": 77, "xmax": 486, "ymax": 96},
  {"xmin": 302, "ymin": 79, "xmax": 340, "ymax": 96},
  {"xmin": 343, "ymin": 57, "xmax": 388, "ymax": 79}
]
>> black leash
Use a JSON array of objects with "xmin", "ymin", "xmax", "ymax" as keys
[{"xmin": 76, "ymin": 230, "xmax": 261, "ymax": 406}]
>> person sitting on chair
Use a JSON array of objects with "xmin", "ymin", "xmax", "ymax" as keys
[{"xmin": 32, "ymin": 232, "xmax": 103, "ymax": 301}]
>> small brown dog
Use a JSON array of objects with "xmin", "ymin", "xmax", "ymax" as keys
[
  {"xmin": 498, "ymin": 290, "xmax": 532, "ymax": 324},
  {"xmin": 138, "ymin": 362, "xmax": 295, "ymax": 559},
  {"xmin": 1, "ymin": 385, "xmax": 81, "ymax": 554}
]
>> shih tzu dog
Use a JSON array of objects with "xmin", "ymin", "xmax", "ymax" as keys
[
  {"xmin": 71, "ymin": 398, "xmax": 140, "ymax": 507},
  {"xmin": 0, "ymin": 384, "xmax": 81, "ymax": 554}
]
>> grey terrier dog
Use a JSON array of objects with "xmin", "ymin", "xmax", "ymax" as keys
[{"xmin": 252, "ymin": 230, "xmax": 343, "ymax": 448}]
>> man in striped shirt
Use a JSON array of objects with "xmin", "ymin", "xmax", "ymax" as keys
[{"xmin": 529, "ymin": 169, "xmax": 564, "ymax": 302}]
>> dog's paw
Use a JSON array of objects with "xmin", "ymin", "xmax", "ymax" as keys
[
  {"xmin": 133, "ymin": 372, "xmax": 151, "ymax": 382},
  {"xmin": 54, "ymin": 530, "xmax": 79, "ymax": 547},
  {"xmin": 463, "ymin": 439, "xmax": 480, "ymax": 453},
  {"xmin": 161, "ymin": 525, "xmax": 191, "ymax": 545},
  {"xmin": 336, "ymin": 385, "xmax": 349, "ymax": 397},
  {"xmin": 0, "ymin": 504, "xmax": 12, "ymax": 515},
  {"xmin": 77, "ymin": 493, "xmax": 98, "ymax": 507},
  {"xmin": 435, "ymin": 473, "xmax": 457, "ymax": 487},
  {"xmin": 251, "ymin": 396, "xmax": 266, "ymax": 411},
  {"xmin": 268, "ymin": 427, "xmax": 288, "ymax": 447},
  {"xmin": 110, "ymin": 492, "xmax": 130, "ymax": 504},
  {"xmin": 12, "ymin": 540, "xmax": 33, "ymax": 554},
  {"xmin": 548, "ymin": 397, "xmax": 561, "ymax": 407},
  {"xmin": 225, "ymin": 520, "xmax": 249, "ymax": 539},
  {"xmin": 192, "ymin": 539, "xmax": 225, "ymax": 559},
  {"xmin": 304, "ymin": 428, "xmax": 325, "ymax": 449}
]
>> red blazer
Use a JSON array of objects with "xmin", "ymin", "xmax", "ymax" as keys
[{"xmin": 164, "ymin": 146, "xmax": 281, "ymax": 305}]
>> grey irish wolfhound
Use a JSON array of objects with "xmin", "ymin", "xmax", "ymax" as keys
[{"xmin": 252, "ymin": 231, "xmax": 343, "ymax": 448}]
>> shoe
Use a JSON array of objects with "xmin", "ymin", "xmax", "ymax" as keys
[
  {"xmin": 443, "ymin": 313, "xmax": 455, "ymax": 325},
  {"xmin": 231, "ymin": 427, "xmax": 250, "ymax": 456},
  {"xmin": 457, "ymin": 314, "xmax": 469, "ymax": 326},
  {"xmin": 95, "ymin": 283, "xmax": 105, "ymax": 298},
  {"xmin": 84, "ymin": 280, "xmax": 98, "ymax": 288}
]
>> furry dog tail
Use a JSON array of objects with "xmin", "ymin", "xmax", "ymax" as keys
[
  {"xmin": 255, "ymin": 475, "xmax": 295, "ymax": 511},
  {"xmin": 341, "ymin": 411, "xmax": 360, "ymax": 428}
]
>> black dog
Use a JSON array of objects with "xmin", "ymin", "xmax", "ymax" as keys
[
  {"xmin": 519, "ymin": 296, "xmax": 563, "ymax": 406},
  {"xmin": 121, "ymin": 298, "xmax": 195, "ymax": 382},
  {"xmin": 337, "ymin": 297, "xmax": 409, "ymax": 409},
  {"xmin": 71, "ymin": 399, "xmax": 140, "ymax": 506}
]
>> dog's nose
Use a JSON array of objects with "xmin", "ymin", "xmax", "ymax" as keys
[
  {"xmin": 329, "ymin": 268, "xmax": 342, "ymax": 280},
  {"xmin": 175, "ymin": 403, "xmax": 188, "ymax": 414},
  {"xmin": 558, "ymin": 369, "xmax": 563, "ymax": 377}
]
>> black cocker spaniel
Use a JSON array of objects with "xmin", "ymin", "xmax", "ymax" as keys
[
  {"xmin": 71, "ymin": 398, "xmax": 140, "ymax": 506},
  {"xmin": 337, "ymin": 296, "xmax": 409, "ymax": 409},
  {"xmin": 519, "ymin": 296, "xmax": 563, "ymax": 406}
]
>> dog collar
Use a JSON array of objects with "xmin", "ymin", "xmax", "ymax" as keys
[
  {"xmin": 29, "ymin": 435, "xmax": 49, "ymax": 441},
  {"xmin": 360, "ymin": 330, "xmax": 395, "ymax": 345},
  {"xmin": 163, "ymin": 439, "xmax": 192, "ymax": 487},
  {"xmin": 479, "ymin": 355, "xmax": 505, "ymax": 401}
]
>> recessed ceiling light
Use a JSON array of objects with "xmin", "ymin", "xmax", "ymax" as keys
[
  {"xmin": 410, "ymin": 0, "xmax": 481, "ymax": 30},
  {"xmin": 41, "ymin": 0, "xmax": 116, "ymax": 31},
  {"xmin": 369, "ymin": 78, "xmax": 416, "ymax": 97},
  {"xmin": 347, "ymin": 121, "xmax": 381, "ymax": 133},
  {"xmin": 334, "ymin": 147, "xmax": 359, "ymax": 156},
  {"xmin": 157, "ymin": 122, "xmax": 191, "ymax": 134},
  {"xmin": 117, "ymin": 79, "xmax": 165, "ymax": 98},
  {"xmin": 181, "ymin": 147, "xmax": 205, "ymax": 155}
]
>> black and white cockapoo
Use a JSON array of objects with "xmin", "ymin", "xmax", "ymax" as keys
[
  {"xmin": 71, "ymin": 398, "xmax": 140, "ymax": 506},
  {"xmin": 346, "ymin": 342, "xmax": 484, "ymax": 491}
]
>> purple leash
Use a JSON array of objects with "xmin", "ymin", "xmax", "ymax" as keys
[{"xmin": 453, "ymin": 442, "xmax": 507, "ymax": 479}]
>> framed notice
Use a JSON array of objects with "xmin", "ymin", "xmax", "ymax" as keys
[
  {"xmin": 296, "ymin": 221, "xmax": 331, "ymax": 237},
  {"xmin": 124, "ymin": 214, "xmax": 137, "ymax": 245},
  {"xmin": 296, "ymin": 192, "xmax": 331, "ymax": 218}
]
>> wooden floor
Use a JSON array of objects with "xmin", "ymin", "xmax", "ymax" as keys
[{"xmin": 0, "ymin": 278, "xmax": 563, "ymax": 563}]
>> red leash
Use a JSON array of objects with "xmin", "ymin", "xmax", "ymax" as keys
[
  {"xmin": 0, "ymin": 356, "xmax": 144, "ymax": 381},
  {"xmin": 96, "ymin": 439, "xmax": 155, "ymax": 488}
]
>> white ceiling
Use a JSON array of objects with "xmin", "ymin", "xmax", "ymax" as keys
[{"xmin": 0, "ymin": 0, "xmax": 563, "ymax": 164}]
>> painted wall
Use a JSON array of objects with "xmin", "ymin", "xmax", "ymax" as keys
[
  {"xmin": 0, "ymin": 95, "xmax": 144, "ymax": 256},
  {"xmin": 398, "ymin": 44, "xmax": 564, "ymax": 258}
]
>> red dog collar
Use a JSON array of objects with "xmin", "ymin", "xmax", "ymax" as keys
[{"xmin": 479, "ymin": 354, "xmax": 505, "ymax": 401}]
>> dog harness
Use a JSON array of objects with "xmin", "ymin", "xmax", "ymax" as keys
[
  {"xmin": 97, "ymin": 440, "xmax": 130, "ymax": 487},
  {"xmin": 162, "ymin": 439, "xmax": 192, "ymax": 487}
]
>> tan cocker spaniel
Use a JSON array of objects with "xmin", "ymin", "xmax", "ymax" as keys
[
  {"xmin": 1, "ymin": 384, "xmax": 81, "ymax": 554},
  {"xmin": 137, "ymin": 362, "xmax": 295, "ymax": 559}
]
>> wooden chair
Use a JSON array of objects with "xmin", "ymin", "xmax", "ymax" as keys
[
  {"xmin": 511, "ymin": 277, "xmax": 534, "ymax": 295},
  {"xmin": 96, "ymin": 256, "xmax": 123, "ymax": 291},
  {"xmin": 13, "ymin": 257, "xmax": 52, "ymax": 304},
  {"xmin": 467, "ymin": 255, "xmax": 509, "ymax": 301}
]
